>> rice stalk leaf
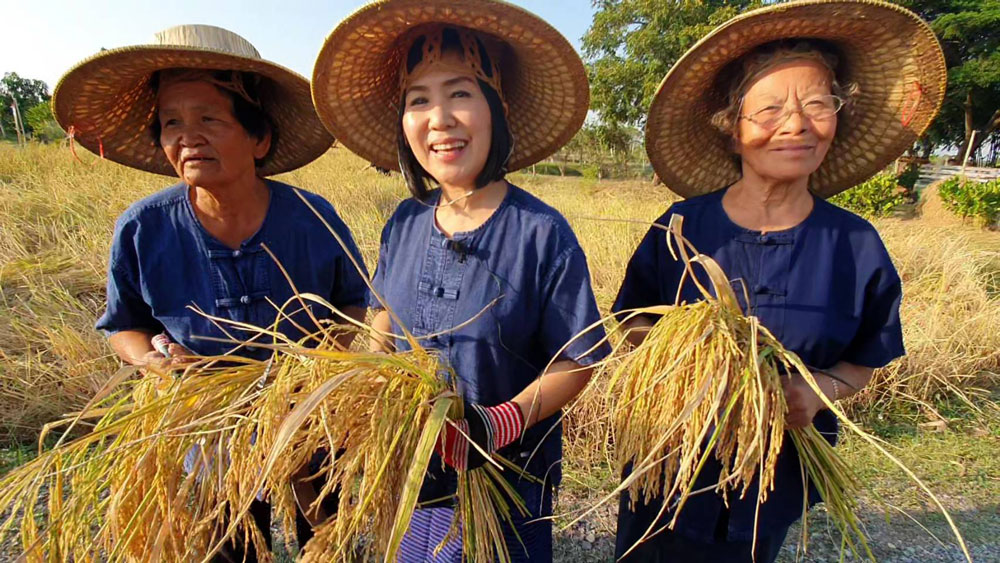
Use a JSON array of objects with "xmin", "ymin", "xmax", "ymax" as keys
[{"xmin": 384, "ymin": 396, "xmax": 454, "ymax": 561}]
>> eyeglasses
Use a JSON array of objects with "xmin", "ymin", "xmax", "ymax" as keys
[{"xmin": 739, "ymin": 95, "xmax": 845, "ymax": 131}]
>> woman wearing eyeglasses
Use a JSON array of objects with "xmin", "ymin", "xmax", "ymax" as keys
[{"xmin": 610, "ymin": 1, "xmax": 946, "ymax": 561}]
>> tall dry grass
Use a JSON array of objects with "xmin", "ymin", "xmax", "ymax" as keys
[{"xmin": 0, "ymin": 142, "xmax": 998, "ymax": 452}]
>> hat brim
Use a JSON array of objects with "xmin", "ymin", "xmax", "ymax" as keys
[
  {"xmin": 645, "ymin": 0, "xmax": 947, "ymax": 199},
  {"xmin": 52, "ymin": 45, "xmax": 333, "ymax": 177},
  {"xmin": 311, "ymin": 0, "xmax": 589, "ymax": 173}
]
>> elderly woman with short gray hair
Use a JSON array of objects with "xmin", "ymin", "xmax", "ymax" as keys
[
  {"xmin": 611, "ymin": 1, "xmax": 946, "ymax": 561},
  {"xmin": 54, "ymin": 24, "xmax": 368, "ymax": 560}
]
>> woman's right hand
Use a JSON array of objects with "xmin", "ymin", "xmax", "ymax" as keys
[
  {"xmin": 109, "ymin": 330, "xmax": 191, "ymax": 372},
  {"xmin": 137, "ymin": 346, "xmax": 190, "ymax": 372}
]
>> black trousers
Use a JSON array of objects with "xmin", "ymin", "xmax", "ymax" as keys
[
  {"xmin": 212, "ymin": 499, "xmax": 273, "ymax": 563},
  {"xmin": 213, "ymin": 450, "xmax": 341, "ymax": 562},
  {"xmin": 615, "ymin": 493, "xmax": 790, "ymax": 563}
]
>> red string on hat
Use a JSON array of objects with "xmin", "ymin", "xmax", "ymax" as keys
[
  {"xmin": 900, "ymin": 81, "xmax": 924, "ymax": 128},
  {"xmin": 66, "ymin": 125, "xmax": 105, "ymax": 164}
]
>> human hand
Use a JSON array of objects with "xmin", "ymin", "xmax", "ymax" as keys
[
  {"xmin": 141, "ymin": 334, "xmax": 192, "ymax": 373},
  {"xmin": 435, "ymin": 402, "xmax": 524, "ymax": 471},
  {"xmin": 782, "ymin": 373, "xmax": 832, "ymax": 429}
]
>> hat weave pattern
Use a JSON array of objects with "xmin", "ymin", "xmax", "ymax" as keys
[
  {"xmin": 53, "ymin": 25, "xmax": 333, "ymax": 177},
  {"xmin": 312, "ymin": 0, "xmax": 589, "ymax": 173}
]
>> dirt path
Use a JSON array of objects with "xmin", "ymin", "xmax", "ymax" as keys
[{"xmin": 551, "ymin": 491, "xmax": 1000, "ymax": 562}]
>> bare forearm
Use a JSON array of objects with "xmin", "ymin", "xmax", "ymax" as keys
[
  {"xmin": 818, "ymin": 361, "xmax": 875, "ymax": 401},
  {"xmin": 108, "ymin": 330, "xmax": 157, "ymax": 365},
  {"xmin": 333, "ymin": 305, "xmax": 367, "ymax": 350},
  {"xmin": 510, "ymin": 360, "xmax": 593, "ymax": 428},
  {"xmin": 621, "ymin": 315, "xmax": 655, "ymax": 347},
  {"xmin": 369, "ymin": 310, "xmax": 395, "ymax": 353}
]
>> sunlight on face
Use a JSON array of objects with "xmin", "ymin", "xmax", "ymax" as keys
[
  {"xmin": 401, "ymin": 51, "xmax": 493, "ymax": 189},
  {"xmin": 736, "ymin": 60, "xmax": 837, "ymax": 184},
  {"xmin": 157, "ymin": 80, "xmax": 270, "ymax": 188}
]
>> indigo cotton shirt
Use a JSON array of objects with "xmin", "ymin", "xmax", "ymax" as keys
[
  {"xmin": 371, "ymin": 184, "xmax": 609, "ymax": 486},
  {"xmin": 612, "ymin": 187, "xmax": 904, "ymax": 544},
  {"xmin": 96, "ymin": 180, "xmax": 368, "ymax": 359}
]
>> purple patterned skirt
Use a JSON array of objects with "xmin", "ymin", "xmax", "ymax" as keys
[{"xmin": 398, "ymin": 477, "xmax": 553, "ymax": 562}]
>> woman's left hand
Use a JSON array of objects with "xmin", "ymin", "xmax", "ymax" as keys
[{"xmin": 781, "ymin": 373, "xmax": 831, "ymax": 429}]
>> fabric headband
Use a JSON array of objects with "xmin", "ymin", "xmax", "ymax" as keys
[{"xmin": 399, "ymin": 25, "xmax": 506, "ymax": 111}]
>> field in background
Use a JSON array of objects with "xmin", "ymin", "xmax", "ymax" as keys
[{"xmin": 1, "ymin": 142, "xmax": 998, "ymax": 560}]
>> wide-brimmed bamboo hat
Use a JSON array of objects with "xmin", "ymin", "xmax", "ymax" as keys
[
  {"xmin": 645, "ymin": 0, "xmax": 946, "ymax": 199},
  {"xmin": 53, "ymin": 25, "xmax": 333, "ymax": 177},
  {"xmin": 311, "ymin": 0, "xmax": 589, "ymax": 173}
]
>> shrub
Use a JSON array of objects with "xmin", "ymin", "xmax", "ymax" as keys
[
  {"xmin": 937, "ymin": 177, "xmax": 1000, "ymax": 228},
  {"xmin": 830, "ymin": 173, "xmax": 908, "ymax": 218},
  {"xmin": 897, "ymin": 163, "xmax": 920, "ymax": 191}
]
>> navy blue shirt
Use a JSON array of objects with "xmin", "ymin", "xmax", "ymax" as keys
[
  {"xmin": 371, "ymin": 184, "xmax": 609, "ymax": 485},
  {"xmin": 96, "ymin": 180, "xmax": 368, "ymax": 359},
  {"xmin": 612, "ymin": 187, "xmax": 904, "ymax": 542}
]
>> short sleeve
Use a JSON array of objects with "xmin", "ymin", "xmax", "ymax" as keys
[
  {"xmin": 95, "ymin": 221, "xmax": 164, "ymax": 335},
  {"xmin": 612, "ymin": 214, "xmax": 675, "ymax": 315},
  {"xmin": 368, "ymin": 219, "xmax": 392, "ymax": 310},
  {"xmin": 539, "ymin": 246, "xmax": 610, "ymax": 366},
  {"xmin": 323, "ymin": 207, "xmax": 370, "ymax": 310},
  {"xmin": 841, "ymin": 261, "xmax": 905, "ymax": 368}
]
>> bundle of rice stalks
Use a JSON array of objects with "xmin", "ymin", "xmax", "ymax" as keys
[
  {"xmin": 0, "ymin": 355, "xmax": 270, "ymax": 561},
  {"xmin": 235, "ymin": 344, "xmax": 526, "ymax": 562},
  {"xmin": 0, "ymin": 319, "xmax": 526, "ymax": 562},
  {"xmin": 568, "ymin": 215, "xmax": 970, "ymax": 562}
]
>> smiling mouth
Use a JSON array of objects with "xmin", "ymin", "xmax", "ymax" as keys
[{"xmin": 430, "ymin": 141, "xmax": 467, "ymax": 154}]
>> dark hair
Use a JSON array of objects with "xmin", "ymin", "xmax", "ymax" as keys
[
  {"xmin": 396, "ymin": 28, "xmax": 513, "ymax": 201},
  {"xmin": 148, "ymin": 69, "xmax": 278, "ymax": 169}
]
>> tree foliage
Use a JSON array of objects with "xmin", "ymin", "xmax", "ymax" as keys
[
  {"xmin": 582, "ymin": 0, "xmax": 763, "ymax": 128},
  {"xmin": 25, "ymin": 102, "xmax": 64, "ymax": 143},
  {"xmin": 0, "ymin": 72, "xmax": 51, "ymax": 138},
  {"xmin": 900, "ymin": 0, "xmax": 1000, "ymax": 158}
]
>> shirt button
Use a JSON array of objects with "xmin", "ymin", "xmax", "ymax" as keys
[
  {"xmin": 233, "ymin": 249, "xmax": 242, "ymax": 258},
  {"xmin": 240, "ymin": 295, "xmax": 251, "ymax": 304}
]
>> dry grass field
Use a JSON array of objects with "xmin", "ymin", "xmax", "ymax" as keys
[{"xmin": 1, "ymin": 142, "xmax": 998, "ymax": 560}]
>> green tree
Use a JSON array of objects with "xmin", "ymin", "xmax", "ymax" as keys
[
  {"xmin": 582, "ymin": 0, "xmax": 763, "ymax": 128},
  {"xmin": 0, "ymin": 72, "xmax": 51, "ymax": 137},
  {"xmin": 896, "ymin": 0, "xmax": 1000, "ymax": 159},
  {"xmin": 25, "ymin": 102, "xmax": 64, "ymax": 142}
]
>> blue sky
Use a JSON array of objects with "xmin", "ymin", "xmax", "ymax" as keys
[{"xmin": 1, "ymin": 0, "xmax": 597, "ymax": 93}]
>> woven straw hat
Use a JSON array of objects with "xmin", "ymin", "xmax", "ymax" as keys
[
  {"xmin": 53, "ymin": 25, "xmax": 333, "ymax": 177},
  {"xmin": 645, "ymin": 0, "xmax": 946, "ymax": 199},
  {"xmin": 311, "ymin": 0, "xmax": 589, "ymax": 173}
]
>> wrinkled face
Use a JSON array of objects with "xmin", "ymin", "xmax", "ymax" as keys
[
  {"xmin": 156, "ymin": 80, "xmax": 270, "ymax": 187},
  {"xmin": 401, "ymin": 51, "xmax": 492, "ymax": 189},
  {"xmin": 736, "ymin": 59, "xmax": 837, "ymax": 184}
]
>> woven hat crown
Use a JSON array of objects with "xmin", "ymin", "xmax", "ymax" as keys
[{"xmin": 152, "ymin": 25, "xmax": 261, "ymax": 59}]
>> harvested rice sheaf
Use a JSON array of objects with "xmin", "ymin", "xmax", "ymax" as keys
[
  {"xmin": 589, "ymin": 215, "xmax": 971, "ymax": 562},
  {"xmin": 0, "ymin": 337, "xmax": 525, "ymax": 562}
]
